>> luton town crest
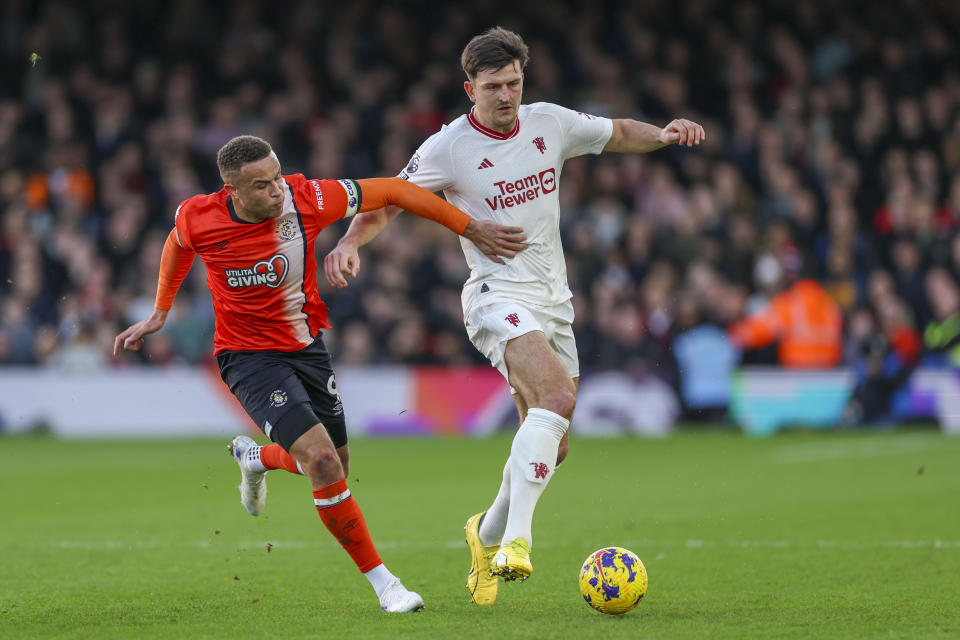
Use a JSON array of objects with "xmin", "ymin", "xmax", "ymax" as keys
[
  {"xmin": 269, "ymin": 389, "xmax": 288, "ymax": 408},
  {"xmin": 276, "ymin": 218, "xmax": 298, "ymax": 241}
]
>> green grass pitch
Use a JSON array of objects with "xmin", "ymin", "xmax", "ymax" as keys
[{"xmin": 1, "ymin": 429, "xmax": 958, "ymax": 639}]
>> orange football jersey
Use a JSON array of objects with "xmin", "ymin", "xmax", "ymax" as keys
[{"xmin": 174, "ymin": 174, "xmax": 362, "ymax": 353}]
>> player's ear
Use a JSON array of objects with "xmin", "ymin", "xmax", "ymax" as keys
[
  {"xmin": 463, "ymin": 80, "xmax": 476, "ymax": 103},
  {"xmin": 223, "ymin": 181, "xmax": 236, "ymax": 197}
]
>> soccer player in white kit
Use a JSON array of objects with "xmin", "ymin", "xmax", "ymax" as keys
[{"xmin": 324, "ymin": 27, "xmax": 705, "ymax": 605}]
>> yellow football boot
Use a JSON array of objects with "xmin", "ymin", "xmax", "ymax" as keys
[
  {"xmin": 490, "ymin": 537, "xmax": 532, "ymax": 582},
  {"xmin": 464, "ymin": 512, "xmax": 499, "ymax": 604}
]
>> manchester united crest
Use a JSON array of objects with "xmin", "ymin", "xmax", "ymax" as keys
[{"xmin": 276, "ymin": 218, "xmax": 298, "ymax": 241}]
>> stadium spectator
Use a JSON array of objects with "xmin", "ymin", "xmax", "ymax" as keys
[
  {"xmin": 842, "ymin": 294, "xmax": 921, "ymax": 424},
  {"xmin": 922, "ymin": 267, "xmax": 960, "ymax": 366},
  {"xmin": 727, "ymin": 259, "xmax": 844, "ymax": 368},
  {"xmin": 0, "ymin": 0, "xmax": 958, "ymax": 435},
  {"xmin": 671, "ymin": 293, "xmax": 738, "ymax": 420}
]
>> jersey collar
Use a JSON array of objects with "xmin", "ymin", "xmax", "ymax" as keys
[
  {"xmin": 467, "ymin": 107, "xmax": 520, "ymax": 140},
  {"xmin": 226, "ymin": 196, "xmax": 258, "ymax": 225}
]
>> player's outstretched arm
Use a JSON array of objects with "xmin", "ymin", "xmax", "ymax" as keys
[
  {"xmin": 604, "ymin": 118, "xmax": 705, "ymax": 153},
  {"xmin": 324, "ymin": 178, "xmax": 528, "ymax": 288},
  {"xmin": 113, "ymin": 229, "xmax": 195, "ymax": 355},
  {"xmin": 324, "ymin": 205, "xmax": 403, "ymax": 288}
]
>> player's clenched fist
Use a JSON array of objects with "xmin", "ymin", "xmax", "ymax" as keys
[{"xmin": 658, "ymin": 119, "xmax": 706, "ymax": 147}]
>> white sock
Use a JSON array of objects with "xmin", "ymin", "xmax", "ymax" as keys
[
  {"xmin": 501, "ymin": 408, "xmax": 569, "ymax": 548},
  {"xmin": 244, "ymin": 445, "xmax": 267, "ymax": 473},
  {"xmin": 363, "ymin": 563, "xmax": 396, "ymax": 597},
  {"xmin": 478, "ymin": 459, "xmax": 511, "ymax": 547}
]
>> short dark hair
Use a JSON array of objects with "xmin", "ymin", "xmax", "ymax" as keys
[
  {"xmin": 461, "ymin": 27, "xmax": 529, "ymax": 79},
  {"xmin": 216, "ymin": 135, "xmax": 272, "ymax": 181}
]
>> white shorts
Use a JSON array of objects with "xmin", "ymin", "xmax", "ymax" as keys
[{"xmin": 463, "ymin": 296, "xmax": 579, "ymax": 391}]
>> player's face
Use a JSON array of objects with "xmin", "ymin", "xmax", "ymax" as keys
[
  {"xmin": 227, "ymin": 152, "xmax": 285, "ymax": 221},
  {"xmin": 465, "ymin": 61, "xmax": 524, "ymax": 133}
]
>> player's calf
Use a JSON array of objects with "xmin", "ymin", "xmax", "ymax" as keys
[
  {"xmin": 259, "ymin": 443, "xmax": 305, "ymax": 475},
  {"xmin": 556, "ymin": 431, "xmax": 570, "ymax": 466},
  {"xmin": 312, "ymin": 477, "xmax": 423, "ymax": 611}
]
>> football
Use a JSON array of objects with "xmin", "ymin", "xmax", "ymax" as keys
[{"xmin": 578, "ymin": 546, "xmax": 648, "ymax": 615}]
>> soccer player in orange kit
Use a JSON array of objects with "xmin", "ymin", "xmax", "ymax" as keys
[{"xmin": 114, "ymin": 135, "xmax": 527, "ymax": 613}]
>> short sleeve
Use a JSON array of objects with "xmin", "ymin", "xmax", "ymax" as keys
[
  {"xmin": 292, "ymin": 174, "xmax": 363, "ymax": 228},
  {"xmin": 535, "ymin": 103, "xmax": 613, "ymax": 160},
  {"xmin": 397, "ymin": 129, "xmax": 453, "ymax": 193}
]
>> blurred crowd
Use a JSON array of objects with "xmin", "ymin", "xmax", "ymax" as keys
[{"xmin": 2, "ymin": 0, "xmax": 960, "ymax": 418}]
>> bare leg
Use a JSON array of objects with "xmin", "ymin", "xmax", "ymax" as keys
[
  {"xmin": 336, "ymin": 443, "xmax": 350, "ymax": 479},
  {"xmin": 289, "ymin": 424, "xmax": 344, "ymax": 489},
  {"xmin": 513, "ymin": 377, "xmax": 577, "ymax": 465},
  {"xmin": 495, "ymin": 332, "xmax": 574, "ymax": 549}
]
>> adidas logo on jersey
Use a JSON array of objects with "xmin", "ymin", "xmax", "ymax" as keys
[{"xmin": 477, "ymin": 158, "xmax": 494, "ymax": 170}]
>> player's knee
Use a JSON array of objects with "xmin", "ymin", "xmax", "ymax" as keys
[
  {"xmin": 541, "ymin": 387, "xmax": 576, "ymax": 419},
  {"xmin": 297, "ymin": 444, "xmax": 342, "ymax": 477},
  {"xmin": 338, "ymin": 452, "xmax": 350, "ymax": 478}
]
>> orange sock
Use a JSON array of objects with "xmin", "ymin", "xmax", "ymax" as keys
[
  {"xmin": 313, "ymin": 479, "xmax": 382, "ymax": 573},
  {"xmin": 260, "ymin": 444, "xmax": 303, "ymax": 475}
]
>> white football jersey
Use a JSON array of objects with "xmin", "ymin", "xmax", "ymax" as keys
[{"xmin": 398, "ymin": 102, "xmax": 613, "ymax": 308}]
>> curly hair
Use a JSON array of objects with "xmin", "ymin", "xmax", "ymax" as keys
[
  {"xmin": 461, "ymin": 27, "xmax": 529, "ymax": 79},
  {"xmin": 216, "ymin": 135, "xmax": 273, "ymax": 181}
]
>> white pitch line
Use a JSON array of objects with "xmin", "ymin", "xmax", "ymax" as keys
[
  {"xmin": 2, "ymin": 539, "xmax": 957, "ymax": 551},
  {"xmin": 677, "ymin": 539, "xmax": 960, "ymax": 549},
  {"xmin": 772, "ymin": 437, "xmax": 943, "ymax": 463}
]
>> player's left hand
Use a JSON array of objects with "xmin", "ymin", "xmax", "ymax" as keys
[
  {"xmin": 324, "ymin": 239, "xmax": 361, "ymax": 288},
  {"xmin": 113, "ymin": 309, "xmax": 168, "ymax": 355},
  {"xmin": 658, "ymin": 119, "xmax": 705, "ymax": 147}
]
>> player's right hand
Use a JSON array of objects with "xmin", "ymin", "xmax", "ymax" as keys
[
  {"xmin": 113, "ymin": 310, "xmax": 168, "ymax": 355},
  {"xmin": 463, "ymin": 219, "xmax": 528, "ymax": 265},
  {"xmin": 324, "ymin": 240, "xmax": 361, "ymax": 288}
]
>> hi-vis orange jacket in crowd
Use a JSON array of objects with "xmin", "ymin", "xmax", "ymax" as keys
[{"xmin": 728, "ymin": 279, "xmax": 843, "ymax": 368}]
